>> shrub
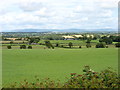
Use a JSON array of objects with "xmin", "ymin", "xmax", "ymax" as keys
[
  {"xmin": 61, "ymin": 45, "xmax": 64, "ymax": 48},
  {"xmin": 28, "ymin": 46, "xmax": 32, "ymax": 49},
  {"xmin": 39, "ymin": 43, "xmax": 43, "ymax": 45},
  {"xmin": 7, "ymin": 66, "xmax": 119, "ymax": 88},
  {"xmin": 52, "ymin": 46, "xmax": 54, "ymax": 49},
  {"xmin": 68, "ymin": 42, "xmax": 73, "ymax": 48},
  {"xmin": 28, "ymin": 37, "xmax": 40, "ymax": 44},
  {"xmin": 100, "ymin": 36, "xmax": 113, "ymax": 44},
  {"xmin": 55, "ymin": 43, "xmax": 59, "ymax": 47},
  {"xmin": 7, "ymin": 45, "xmax": 12, "ymax": 49},
  {"xmin": 79, "ymin": 46, "xmax": 82, "ymax": 48},
  {"xmin": 10, "ymin": 41, "xmax": 13, "ymax": 45},
  {"xmin": 20, "ymin": 46, "xmax": 22, "ymax": 49},
  {"xmin": 64, "ymin": 66, "xmax": 119, "ymax": 88},
  {"xmin": 44, "ymin": 41, "xmax": 54, "ymax": 49},
  {"xmin": 20, "ymin": 45, "xmax": 26, "ymax": 49},
  {"xmin": 115, "ymin": 42, "xmax": 120, "ymax": 48},
  {"xmin": 86, "ymin": 39, "xmax": 91, "ymax": 43},
  {"xmin": 96, "ymin": 43, "xmax": 105, "ymax": 48},
  {"xmin": 86, "ymin": 43, "xmax": 91, "ymax": 48}
]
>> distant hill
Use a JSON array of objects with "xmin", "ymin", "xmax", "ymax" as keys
[{"xmin": 1, "ymin": 29, "xmax": 118, "ymax": 33}]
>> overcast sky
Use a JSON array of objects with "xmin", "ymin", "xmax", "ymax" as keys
[{"xmin": 0, "ymin": 0, "xmax": 119, "ymax": 32}]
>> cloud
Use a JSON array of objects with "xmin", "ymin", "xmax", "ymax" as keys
[
  {"xmin": 18, "ymin": 2, "xmax": 44, "ymax": 12},
  {"xmin": 99, "ymin": 10, "xmax": 113, "ymax": 17},
  {"xmin": 0, "ymin": 0, "xmax": 119, "ymax": 31}
]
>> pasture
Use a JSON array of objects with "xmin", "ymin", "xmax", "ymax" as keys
[
  {"xmin": 2, "ymin": 48, "xmax": 118, "ymax": 86},
  {"xmin": 2, "ymin": 39, "xmax": 116, "ymax": 49}
]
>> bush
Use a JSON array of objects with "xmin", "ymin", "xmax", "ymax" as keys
[
  {"xmin": 61, "ymin": 45, "xmax": 64, "ymax": 48},
  {"xmin": 100, "ymin": 36, "xmax": 113, "ymax": 44},
  {"xmin": 68, "ymin": 42, "xmax": 73, "ymax": 48},
  {"xmin": 28, "ymin": 37, "xmax": 40, "ymax": 44},
  {"xmin": 20, "ymin": 45, "xmax": 26, "ymax": 49},
  {"xmin": 55, "ymin": 43, "xmax": 59, "ymax": 47},
  {"xmin": 64, "ymin": 66, "xmax": 119, "ymax": 88},
  {"xmin": 39, "ymin": 43, "xmax": 43, "ymax": 45},
  {"xmin": 79, "ymin": 46, "xmax": 82, "ymax": 48},
  {"xmin": 52, "ymin": 46, "xmax": 54, "ymax": 49},
  {"xmin": 44, "ymin": 41, "xmax": 54, "ymax": 49},
  {"xmin": 115, "ymin": 42, "xmax": 120, "ymax": 48},
  {"xmin": 96, "ymin": 43, "xmax": 105, "ymax": 48},
  {"xmin": 86, "ymin": 43, "xmax": 91, "ymax": 48},
  {"xmin": 7, "ymin": 45, "xmax": 12, "ymax": 49},
  {"xmin": 7, "ymin": 66, "xmax": 119, "ymax": 88},
  {"xmin": 10, "ymin": 41, "xmax": 13, "ymax": 44},
  {"xmin": 20, "ymin": 46, "xmax": 22, "ymax": 49},
  {"xmin": 28, "ymin": 46, "xmax": 32, "ymax": 49},
  {"xmin": 86, "ymin": 39, "xmax": 91, "ymax": 43}
]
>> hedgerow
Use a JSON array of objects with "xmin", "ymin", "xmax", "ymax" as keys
[{"xmin": 4, "ymin": 66, "xmax": 119, "ymax": 88}]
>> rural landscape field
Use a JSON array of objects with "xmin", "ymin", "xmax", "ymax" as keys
[
  {"xmin": 1, "ymin": 0, "xmax": 119, "ymax": 88},
  {"xmin": 3, "ymin": 48, "xmax": 118, "ymax": 85},
  {"xmin": 1, "ymin": 31, "xmax": 119, "ymax": 88}
]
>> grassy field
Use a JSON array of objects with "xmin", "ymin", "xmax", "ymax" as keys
[
  {"xmin": 39, "ymin": 40, "xmax": 99, "ymax": 46},
  {"xmin": 1, "ymin": 40, "xmax": 117, "ymax": 48},
  {"xmin": 2, "ymin": 48, "xmax": 118, "ymax": 86}
]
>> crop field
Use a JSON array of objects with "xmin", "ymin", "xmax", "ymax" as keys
[
  {"xmin": 2, "ymin": 48, "xmax": 118, "ymax": 86},
  {"xmin": 2, "ymin": 40, "xmax": 116, "ymax": 49}
]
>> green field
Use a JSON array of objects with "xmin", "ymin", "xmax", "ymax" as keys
[{"xmin": 2, "ymin": 48, "xmax": 118, "ymax": 86}]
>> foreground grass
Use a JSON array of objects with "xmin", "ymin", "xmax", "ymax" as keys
[
  {"xmin": 3, "ymin": 66, "xmax": 119, "ymax": 88},
  {"xmin": 2, "ymin": 48, "xmax": 118, "ymax": 86}
]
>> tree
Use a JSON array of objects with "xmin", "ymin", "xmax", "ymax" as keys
[
  {"xmin": 34, "ymin": 38, "xmax": 40, "ymax": 43},
  {"xmin": 61, "ymin": 45, "xmax": 64, "ymax": 48},
  {"xmin": 86, "ymin": 43, "xmax": 91, "ymax": 48},
  {"xmin": 86, "ymin": 39, "xmax": 91, "ymax": 48},
  {"xmin": 105, "ymin": 45, "xmax": 108, "ymax": 48},
  {"xmin": 96, "ymin": 43, "xmax": 105, "ymax": 48},
  {"xmin": 55, "ymin": 43, "xmax": 59, "ymax": 47},
  {"xmin": 28, "ymin": 46, "xmax": 32, "ymax": 49},
  {"xmin": 68, "ymin": 42, "xmax": 73, "ymax": 48},
  {"xmin": 28, "ymin": 38, "xmax": 34, "ymax": 44},
  {"xmin": 93, "ymin": 36, "xmax": 97, "ymax": 40},
  {"xmin": 99, "ymin": 36, "xmax": 113, "ymax": 44},
  {"xmin": 28, "ymin": 37, "xmax": 40, "ymax": 44},
  {"xmin": 99, "ymin": 39, "xmax": 103, "ymax": 43},
  {"xmin": 115, "ymin": 42, "xmax": 120, "ymax": 48},
  {"xmin": 7, "ymin": 45, "xmax": 12, "ymax": 49},
  {"xmin": 86, "ymin": 39, "xmax": 91, "ymax": 44},
  {"xmin": 79, "ymin": 46, "xmax": 82, "ymax": 48},
  {"xmin": 42, "ymin": 34, "xmax": 64, "ymax": 40},
  {"xmin": 44, "ymin": 41, "xmax": 54, "ymax": 49},
  {"xmin": 104, "ymin": 38, "xmax": 112, "ymax": 44},
  {"xmin": 10, "ymin": 41, "xmax": 13, "ymax": 45},
  {"xmin": 20, "ymin": 45, "xmax": 26, "ymax": 49},
  {"xmin": 114, "ymin": 36, "xmax": 120, "ymax": 42},
  {"xmin": 109, "ymin": 36, "xmax": 120, "ymax": 42}
]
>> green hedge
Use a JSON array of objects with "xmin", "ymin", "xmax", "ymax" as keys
[{"xmin": 6, "ymin": 66, "xmax": 119, "ymax": 88}]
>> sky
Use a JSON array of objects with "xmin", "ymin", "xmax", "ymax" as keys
[{"xmin": 0, "ymin": 0, "xmax": 119, "ymax": 32}]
